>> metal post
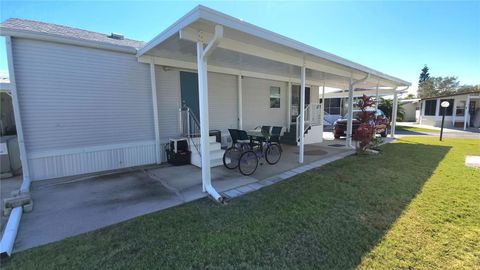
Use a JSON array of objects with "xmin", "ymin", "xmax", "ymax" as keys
[
  {"xmin": 391, "ymin": 92, "xmax": 398, "ymax": 138},
  {"xmin": 238, "ymin": 74, "xmax": 243, "ymax": 129},
  {"xmin": 375, "ymin": 83, "xmax": 379, "ymax": 109},
  {"xmin": 299, "ymin": 65, "xmax": 306, "ymax": 163},
  {"xmin": 197, "ymin": 42, "xmax": 211, "ymax": 192},
  {"xmin": 346, "ymin": 80, "xmax": 354, "ymax": 148},
  {"xmin": 440, "ymin": 106, "xmax": 446, "ymax": 141}
]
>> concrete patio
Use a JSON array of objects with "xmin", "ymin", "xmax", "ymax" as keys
[{"xmin": 12, "ymin": 137, "xmax": 356, "ymax": 252}]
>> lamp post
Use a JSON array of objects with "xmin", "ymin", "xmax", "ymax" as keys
[{"xmin": 440, "ymin": 101, "xmax": 450, "ymax": 141}]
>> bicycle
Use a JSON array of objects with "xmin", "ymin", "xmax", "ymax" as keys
[
  {"xmin": 223, "ymin": 129, "xmax": 252, "ymax": 169},
  {"xmin": 238, "ymin": 139, "xmax": 282, "ymax": 176}
]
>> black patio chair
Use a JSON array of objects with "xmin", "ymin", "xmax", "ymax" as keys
[
  {"xmin": 270, "ymin": 126, "xmax": 282, "ymax": 144},
  {"xmin": 261, "ymin": 125, "xmax": 271, "ymax": 135},
  {"xmin": 228, "ymin": 129, "xmax": 251, "ymax": 149}
]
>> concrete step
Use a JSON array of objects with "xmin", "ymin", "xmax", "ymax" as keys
[
  {"xmin": 190, "ymin": 136, "xmax": 217, "ymax": 144},
  {"xmin": 190, "ymin": 148, "xmax": 224, "ymax": 168}
]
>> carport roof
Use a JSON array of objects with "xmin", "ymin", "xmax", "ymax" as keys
[{"xmin": 138, "ymin": 5, "xmax": 411, "ymax": 89}]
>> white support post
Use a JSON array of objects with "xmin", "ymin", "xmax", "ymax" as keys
[
  {"xmin": 391, "ymin": 91, "xmax": 398, "ymax": 138},
  {"xmin": 452, "ymin": 98, "xmax": 457, "ymax": 126},
  {"xmin": 287, "ymin": 81, "xmax": 292, "ymax": 131},
  {"xmin": 464, "ymin": 96, "xmax": 470, "ymax": 130},
  {"xmin": 375, "ymin": 83, "xmax": 379, "ymax": 109},
  {"xmin": 299, "ymin": 65, "xmax": 306, "ymax": 163},
  {"xmin": 420, "ymin": 100, "xmax": 426, "ymax": 124},
  {"xmin": 6, "ymin": 37, "xmax": 30, "ymax": 192},
  {"xmin": 321, "ymin": 83, "xmax": 325, "ymax": 138},
  {"xmin": 150, "ymin": 61, "xmax": 161, "ymax": 164},
  {"xmin": 197, "ymin": 42, "xmax": 211, "ymax": 192},
  {"xmin": 346, "ymin": 80, "xmax": 354, "ymax": 148},
  {"xmin": 238, "ymin": 74, "xmax": 243, "ymax": 129},
  {"xmin": 435, "ymin": 98, "xmax": 441, "ymax": 117}
]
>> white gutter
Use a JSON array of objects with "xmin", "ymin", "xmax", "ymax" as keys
[
  {"xmin": 0, "ymin": 36, "xmax": 32, "ymax": 257},
  {"xmin": 0, "ymin": 208, "xmax": 22, "ymax": 256},
  {"xmin": 197, "ymin": 25, "xmax": 224, "ymax": 203}
]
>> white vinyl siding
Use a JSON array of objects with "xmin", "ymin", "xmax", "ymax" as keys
[
  {"xmin": 208, "ymin": 72, "xmax": 238, "ymax": 131},
  {"xmin": 242, "ymin": 77, "xmax": 288, "ymax": 130},
  {"xmin": 155, "ymin": 68, "xmax": 181, "ymax": 143},
  {"xmin": 12, "ymin": 38, "xmax": 156, "ymax": 180},
  {"xmin": 13, "ymin": 38, "xmax": 154, "ymax": 152}
]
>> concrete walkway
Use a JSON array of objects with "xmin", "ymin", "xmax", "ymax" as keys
[
  {"xmin": 396, "ymin": 122, "xmax": 479, "ymax": 139},
  {"xmin": 13, "ymin": 139, "xmax": 353, "ymax": 252}
]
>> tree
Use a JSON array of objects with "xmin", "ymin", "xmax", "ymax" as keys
[
  {"xmin": 378, "ymin": 98, "xmax": 405, "ymax": 122},
  {"xmin": 457, "ymin": 84, "xmax": 480, "ymax": 93},
  {"xmin": 418, "ymin": 65, "xmax": 434, "ymax": 98},
  {"xmin": 432, "ymin": 76, "xmax": 459, "ymax": 96},
  {"xmin": 418, "ymin": 79, "xmax": 435, "ymax": 98},
  {"xmin": 353, "ymin": 95, "xmax": 376, "ymax": 153},
  {"xmin": 403, "ymin": 93, "xmax": 416, "ymax": 99},
  {"xmin": 419, "ymin": 65, "xmax": 430, "ymax": 84}
]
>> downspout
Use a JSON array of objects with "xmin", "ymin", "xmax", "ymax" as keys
[
  {"xmin": 197, "ymin": 25, "xmax": 224, "ymax": 203},
  {"xmin": 0, "ymin": 36, "xmax": 31, "ymax": 257},
  {"xmin": 346, "ymin": 73, "xmax": 370, "ymax": 148}
]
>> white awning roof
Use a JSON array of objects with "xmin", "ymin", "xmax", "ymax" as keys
[{"xmin": 138, "ymin": 5, "xmax": 410, "ymax": 90}]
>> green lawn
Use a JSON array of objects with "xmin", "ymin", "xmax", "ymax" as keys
[
  {"xmin": 3, "ymin": 137, "xmax": 479, "ymax": 270},
  {"xmin": 396, "ymin": 125, "xmax": 440, "ymax": 133}
]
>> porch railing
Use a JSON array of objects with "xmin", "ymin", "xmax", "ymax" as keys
[
  {"xmin": 296, "ymin": 103, "xmax": 323, "ymax": 143},
  {"xmin": 179, "ymin": 105, "xmax": 201, "ymax": 156}
]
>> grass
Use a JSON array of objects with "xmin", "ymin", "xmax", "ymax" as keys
[
  {"xmin": 3, "ymin": 137, "xmax": 479, "ymax": 269},
  {"xmin": 396, "ymin": 125, "xmax": 440, "ymax": 133}
]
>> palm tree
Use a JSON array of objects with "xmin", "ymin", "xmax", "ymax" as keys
[{"xmin": 378, "ymin": 98, "xmax": 405, "ymax": 122}]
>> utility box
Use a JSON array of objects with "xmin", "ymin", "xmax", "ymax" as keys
[{"xmin": 166, "ymin": 138, "xmax": 190, "ymax": 166}]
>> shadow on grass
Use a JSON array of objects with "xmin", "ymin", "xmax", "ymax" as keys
[{"xmin": 3, "ymin": 142, "xmax": 452, "ymax": 270}]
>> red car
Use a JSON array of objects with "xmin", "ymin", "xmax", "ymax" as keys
[{"xmin": 333, "ymin": 109, "xmax": 389, "ymax": 139}]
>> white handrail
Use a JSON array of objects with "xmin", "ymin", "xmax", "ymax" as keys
[{"xmin": 296, "ymin": 103, "xmax": 323, "ymax": 143}]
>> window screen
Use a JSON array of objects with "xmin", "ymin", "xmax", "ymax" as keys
[{"xmin": 424, "ymin": 100, "xmax": 437, "ymax": 116}]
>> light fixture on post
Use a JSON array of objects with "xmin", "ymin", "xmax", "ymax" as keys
[{"xmin": 440, "ymin": 101, "xmax": 450, "ymax": 141}]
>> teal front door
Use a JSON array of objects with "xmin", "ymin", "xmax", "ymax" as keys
[{"xmin": 180, "ymin": 71, "xmax": 200, "ymax": 121}]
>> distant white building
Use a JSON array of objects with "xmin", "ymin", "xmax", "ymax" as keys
[
  {"xmin": 419, "ymin": 91, "xmax": 480, "ymax": 129},
  {"xmin": 399, "ymin": 98, "xmax": 420, "ymax": 122}
]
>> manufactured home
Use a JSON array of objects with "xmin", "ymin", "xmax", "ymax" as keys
[
  {"xmin": 0, "ymin": 5, "xmax": 410, "ymax": 200},
  {"xmin": 419, "ymin": 91, "xmax": 480, "ymax": 129}
]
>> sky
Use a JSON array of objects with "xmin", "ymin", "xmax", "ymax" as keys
[{"xmin": 0, "ymin": 1, "xmax": 479, "ymax": 95}]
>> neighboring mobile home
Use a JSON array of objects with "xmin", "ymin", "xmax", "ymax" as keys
[
  {"xmin": 419, "ymin": 91, "xmax": 480, "ymax": 129},
  {"xmin": 0, "ymin": 5, "xmax": 410, "ymax": 200}
]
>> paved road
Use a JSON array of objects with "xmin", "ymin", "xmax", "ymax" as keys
[{"xmin": 395, "ymin": 130, "xmax": 479, "ymax": 139}]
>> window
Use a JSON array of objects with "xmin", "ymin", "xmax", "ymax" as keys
[
  {"xmin": 439, "ymin": 99, "xmax": 454, "ymax": 116},
  {"xmin": 270, "ymin": 86, "xmax": 281, "ymax": 108},
  {"xmin": 456, "ymin": 101, "xmax": 466, "ymax": 116},
  {"xmin": 424, "ymin": 100, "xmax": 437, "ymax": 116},
  {"xmin": 324, "ymin": 98, "xmax": 341, "ymax": 115}
]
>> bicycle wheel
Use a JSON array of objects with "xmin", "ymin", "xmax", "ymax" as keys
[
  {"xmin": 223, "ymin": 147, "xmax": 242, "ymax": 169},
  {"xmin": 265, "ymin": 144, "xmax": 282, "ymax": 165},
  {"xmin": 238, "ymin": 150, "xmax": 259, "ymax": 176}
]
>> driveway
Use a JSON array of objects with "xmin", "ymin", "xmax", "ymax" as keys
[{"xmin": 13, "ymin": 139, "xmax": 352, "ymax": 252}]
